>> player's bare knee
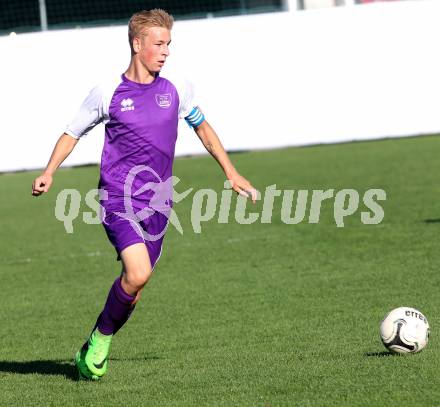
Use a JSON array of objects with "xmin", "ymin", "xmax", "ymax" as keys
[{"xmin": 124, "ymin": 266, "xmax": 152, "ymax": 291}]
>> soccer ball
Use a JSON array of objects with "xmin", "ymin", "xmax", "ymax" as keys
[{"xmin": 380, "ymin": 307, "xmax": 430, "ymax": 354}]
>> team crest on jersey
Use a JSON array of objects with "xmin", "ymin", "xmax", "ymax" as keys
[
  {"xmin": 155, "ymin": 93, "xmax": 172, "ymax": 108},
  {"xmin": 121, "ymin": 98, "xmax": 135, "ymax": 112}
]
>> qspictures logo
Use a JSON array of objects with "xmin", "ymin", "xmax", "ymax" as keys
[{"xmin": 54, "ymin": 166, "xmax": 386, "ymax": 239}]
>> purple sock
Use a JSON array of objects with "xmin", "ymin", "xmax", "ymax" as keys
[
  {"xmin": 113, "ymin": 303, "xmax": 136, "ymax": 335},
  {"xmin": 91, "ymin": 304, "xmax": 136, "ymax": 339},
  {"xmin": 95, "ymin": 278, "xmax": 136, "ymax": 336}
]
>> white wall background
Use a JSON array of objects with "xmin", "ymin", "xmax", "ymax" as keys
[{"xmin": 1, "ymin": 0, "xmax": 440, "ymax": 172}]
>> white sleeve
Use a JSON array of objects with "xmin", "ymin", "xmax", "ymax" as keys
[
  {"xmin": 177, "ymin": 78, "xmax": 198, "ymax": 119},
  {"xmin": 65, "ymin": 85, "xmax": 106, "ymax": 139},
  {"xmin": 177, "ymin": 78, "xmax": 206, "ymax": 128}
]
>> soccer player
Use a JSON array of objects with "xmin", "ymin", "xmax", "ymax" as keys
[{"xmin": 31, "ymin": 9, "xmax": 256, "ymax": 380}]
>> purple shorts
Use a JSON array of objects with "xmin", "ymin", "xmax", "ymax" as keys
[{"xmin": 101, "ymin": 201, "xmax": 169, "ymax": 270}]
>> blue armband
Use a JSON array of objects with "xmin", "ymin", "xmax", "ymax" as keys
[{"xmin": 185, "ymin": 107, "xmax": 205, "ymax": 128}]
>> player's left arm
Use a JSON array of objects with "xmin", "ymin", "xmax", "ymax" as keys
[{"xmin": 193, "ymin": 119, "xmax": 257, "ymax": 203}]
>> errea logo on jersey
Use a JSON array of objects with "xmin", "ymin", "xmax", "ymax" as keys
[{"xmin": 121, "ymin": 98, "xmax": 134, "ymax": 112}]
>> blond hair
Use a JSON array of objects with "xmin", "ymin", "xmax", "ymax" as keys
[{"xmin": 128, "ymin": 9, "xmax": 174, "ymax": 52}]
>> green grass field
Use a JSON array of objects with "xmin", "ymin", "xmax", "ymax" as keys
[{"xmin": 1, "ymin": 135, "xmax": 440, "ymax": 406}]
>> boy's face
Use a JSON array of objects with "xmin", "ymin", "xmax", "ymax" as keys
[{"xmin": 133, "ymin": 26, "xmax": 171, "ymax": 74}]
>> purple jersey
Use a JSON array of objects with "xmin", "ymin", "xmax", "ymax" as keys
[
  {"xmin": 66, "ymin": 72, "xmax": 202, "ymax": 267},
  {"xmin": 66, "ymin": 72, "xmax": 197, "ymax": 201}
]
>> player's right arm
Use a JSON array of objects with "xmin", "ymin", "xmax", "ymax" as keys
[
  {"xmin": 31, "ymin": 133, "xmax": 78, "ymax": 196},
  {"xmin": 31, "ymin": 83, "xmax": 108, "ymax": 197}
]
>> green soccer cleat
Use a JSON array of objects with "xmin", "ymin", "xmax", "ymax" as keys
[
  {"xmin": 74, "ymin": 346, "xmax": 100, "ymax": 381},
  {"xmin": 84, "ymin": 329, "xmax": 113, "ymax": 378}
]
